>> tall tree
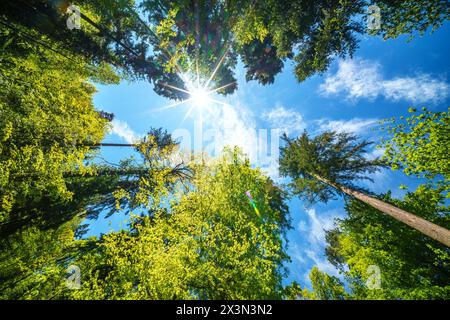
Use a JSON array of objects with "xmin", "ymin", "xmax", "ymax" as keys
[
  {"xmin": 283, "ymin": 267, "xmax": 348, "ymax": 300},
  {"xmin": 0, "ymin": 0, "xmax": 160, "ymax": 81},
  {"xmin": 3, "ymin": 0, "xmax": 448, "ymax": 98},
  {"xmin": 323, "ymin": 187, "xmax": 450, "ymax": 299},
  {"xmin": 234, "ymin": 0, "xmax": 450, "ymax": 82},
  {"xmin": 372, "ymin": 0, "xmax": 450, "ymax": 40},
  {"xmin": 0, "ymin": 126, "xmax": 191, "ymax": 238},
  {"xmin": 0, "ymin": 23, "xmax": 119, "ymax": 233},
  {"xmin": 0, "ymin": 218, "xmax": 94, "ymax": 299},
  {"xmin": 0, "ymin": 129, "xmax": 192, "ymax": 299},
  {"xmin": 65, "ymin": 148, "xmax": 290, "ymax": 299},
  {"xmin": 279, "ymin": 131, "xmax": 450, "ymax": 247},
  {"xmin": 380, "ymin": 107, "xmax": 450, "ymax": 197},
  {"xmin": 305, "ymin": 267, "xmax": 348, "ymax": 300},
  {"xmin": 141, "ymin": 0, "xmax": 240, "ymax": 99}
]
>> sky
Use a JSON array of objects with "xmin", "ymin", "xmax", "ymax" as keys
[{"xmin": 86, "ymin": 21, "xmax": 450, "ymax": 289}]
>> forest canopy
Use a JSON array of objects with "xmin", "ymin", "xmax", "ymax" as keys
[{"xmin": 0, "ymin": 0, "xmax": 449, "ymax": 301}]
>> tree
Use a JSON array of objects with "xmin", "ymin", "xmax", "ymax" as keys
[
  {"xmin": 283, "ymin": 267, "xmax": 348, "ymax": 300},
  {"xmin": 232, "ymin": 0, "xmax": 366, "ymax": 82},
  {"xmin": 234, "ymin": 0, "xmax": 450, "ymax": 82},
  {"xmin": 0, "ymin": 0, "xmax": 160, "ymax": 81},
  {"xmin": 240, "ymin": 37, "xmax": 285, "ymax": 85},
  {"xmin": 66, "ymin": 148, "xmax": 290, "ymax": 299},
  {"xmin": 0, "ymin": 129, "xmax": 193, "ymax": 299},
  {"xmin": 141, "ymin": 0, "xmax": 240, "ymax": 99},
  {"xmin": 380, "ymin": 107, "xmax": 450, "ymax": 197},
  {"xmin": 283, "ymin": 281, "xmax": 304, "ymax": 300},
  {"xmin": 3, "ymin": 0, "xmax": 448, "ymax": 98},
  {"xmin": 372, "ymin": 0, "xmax": 450, "ymax": 40},
  {"xmin": 0, "ymin": 218, "xmax": 94, "ymax": 299},
  {"xmin": 279, "ymin": 131, "xmax": 450, "ymax": 247},
  {"xmin": 0, "ymin": 126, "xmax": 191, "ymax": 238},
  {"xmin": 0, "ymin": 17, "xmax": 190, "ymax": 236},
  {"xmin": 305, "ymin": 267, "xmax": 348, "ymax": 300},
  {"xmin": 324, "ymin": 187, "xmax": 450, "ymax": 299},
  {"xmin": 0, "ymin": 23, "xmax": 119, "ymax": 233}
]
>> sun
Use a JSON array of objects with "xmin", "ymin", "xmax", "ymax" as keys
[
  {"xmin": 155, "ymin": 49, "xmax": 236, "ymax": 122},
  {"xmin": 190, "ymin": 86, "xmax": 210, "ymax": 108}
]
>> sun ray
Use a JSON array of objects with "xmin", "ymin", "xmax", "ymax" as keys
[
  {"xmin": 155, "ymin": 98, "xmax": 192, "ymax": 111},
  {"xmin": 160, "ymin": 82, "xmax": 191, "ymax": 95},
  {"xmin": 196, "ymin": 58, "xmax": 201, "ymax": 88},
  {"xmin": 182, "ymin": 104, "xmax": 196, "ymax": 123},
  {"xmin": 205, "ymin": 45, "xmax": 230, "ymax": 89},
  {"xmin": 209, "ymin": 98, "xmax": 230, "ymax": 107},
  {"xmin": 210, "ymin": 81, "xmax": 237, "ymax": 94}
]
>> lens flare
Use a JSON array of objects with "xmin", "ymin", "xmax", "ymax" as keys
[
  {"xmin": 190, "ymin": 87, "xmax": 210, "ymax": 108},
  {"xmin": 154, "ymin": 49, "xmax": 236, "ymax": 121},
  {"xmin": 245, "ymin": 190, "xmax": 260, "ymax": 216}
]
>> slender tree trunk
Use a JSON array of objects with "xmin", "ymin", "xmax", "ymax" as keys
[
  {"xmin": 311, "ymin": 174, "xmax": 450, "ymax": 248},
  {"xmin": 90, "ymin": 143, "xmax": 136, "ymax": 147},
  {"xmin": 63, "ymin": 167, "xmax": 148, "ymax": 178}
]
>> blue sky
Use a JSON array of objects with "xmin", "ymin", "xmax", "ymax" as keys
[{"xmin": 87, "ymin": 22, "xmax": 450, "ymax": 289}]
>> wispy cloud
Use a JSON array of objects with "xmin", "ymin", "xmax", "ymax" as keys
[
  {"xmin": 320, "ymin": 58, "xmax": 450, "ymax": 103},
  {"xmin": 305, "ymin": 249, "xmax": 340, "ymax": 277},
  {"xmin": 304, "ymin": 208, "xmax": 339, "ymax": 247},
  {"xmin": 366, "ymin": 146, "xmax": 385, "ymax": 160},
  {"xmin": 290, "ymin": 208, "xmax": 344, "ymax": 283},
  {"xmin": 315, "ymin": 118, "xmax": 379, "ymax": 135},
  {"xmin": 210, "ymin": 101, "xmax": 258, "ymax": 160},
  {"xmin": 110, "ymin": 119, "xmax": 139, "ymax": 143},
  {"xmin": 262, "ymin": 105, "xmax": 306, "ymax": 135},
  {"xmin": 174, "ymin": 97, "xmax": 282, "ymax": 180},
  {"xmin": 213, "ymin": 102, "xmax": 283, "ymax": 180}
]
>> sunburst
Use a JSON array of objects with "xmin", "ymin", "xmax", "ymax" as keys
[{"xmin": 156, "ymin": 49, "xmax": 236, "ymax": 123}]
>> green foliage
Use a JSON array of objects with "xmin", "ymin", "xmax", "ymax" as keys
[
  {"xmin": 234, "ymin": 0, "xmax": 450, "ymax": 82},
  {"xmin": 372, "ymin": 0, "xmax": 450, "ymax": 40},
  {"xmin": 141, "ymin": 0, "xmax": 239, "ymax": 99},
  {"xmin": 110, "ymin": 128, "xmax": 193, "ymax": 212},
  {"xmin": 0, "ymin": 218, "xmax": 92, "ymax": 299},
  {"xmin": 240, "ymin": 38, "xmax": 285, "ymax": 85},
  {"xmin": 380, "ymin": 107, "xmax": 450, "ymax": 197},
  {"xmin": 1, "ymin": 0, "xmax": 449, "ymax": 301},
  {"xmin": 233, "ymin": 0, "xmax": 366, "ymax": 82},
  {"xmin": 0, "ymin": 128, "xmax": 194, "ymax": 299},
  {"xmin": 284, "ymin": 267, "xmax": 348, "ymax": 300},
  {"xmin": 67, "ymin": 148, "xmax": 290, "ymax": 299},
  {"xmin": 3, "ymin": 0, "xmax": 448, "ymax": 98},
  {"xmin": 283, "ymin": 281, "xmax": 304, "ymax": 300},
  {"xmin": 305, "ymin": 267, "xmax": 348, "ymax": 300},
  {"xmin": 0, "ymin": 24, "xmax": 119, "ymax": 232},
  {"xmin": 280, "ymin": 131, "xmax": 384, "ymax": 204},
  {"xmin": 325, "ymin": 188, "xmax": 450, "ymax": 299},
  {"xmin": 0, "ymin": 0, "xmax": 159, "ymax": 81}
]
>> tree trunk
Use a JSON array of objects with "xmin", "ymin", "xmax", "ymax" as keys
[
  {"xmin": 90, "ymin": 143, "xmax": 136, "ymax": 147},
  {"xmin": 311, "ymin": 174, "xmax": 450, "ymax": 248},
  {"xmin": 64, "ymin": 167, "xmax": 148, "ymax": 177}
]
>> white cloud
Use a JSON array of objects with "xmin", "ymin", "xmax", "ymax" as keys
[
  {"xmin": 382, "ymin": 76, "xmax": 450, "ymax": 103},
  {"xmin": 315, "ymin": 118, "xmax": 379, "ymax": 135},
  {"xmin": 290, "ymin": 243, "xmax": 307, "ymax": 265},
  {"xmin": 304, "ymin": 208, "xmax": 338, "ymax": 246},
  {"xmin": 305, "ymin": 249, "xmax": 340, "ymax": 277},
  {"xmin": 297, "ymin": 220, "xmax": 308, "ymax": 232},
  {"xmin": 110, "ymin": 119, "xmax": 139, "ymax": 144},
  {"xmin": 182, "ymin": 99, "xmax": 282, "ymax": 180},
  {"xmin": 366, "ymin": 146, "xmax": 385, "ymax": 160},
  {"xmin": 262, "ymin": 105, "xmax": 306, "ymax": 135},
  {"xmin": 203, "ymin": 101, "xmax": 258, "ymax": 160},
  {"xmin": 360, "ymin": 168, "xmax": 392, "ymax": 194},
  {"xmin": 320, "ymin": 58, "xmax": 450, "ymax": 103},
  {"xmin": 290, "ymin": 208, "xmax": 344, "ymax": 284}
]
